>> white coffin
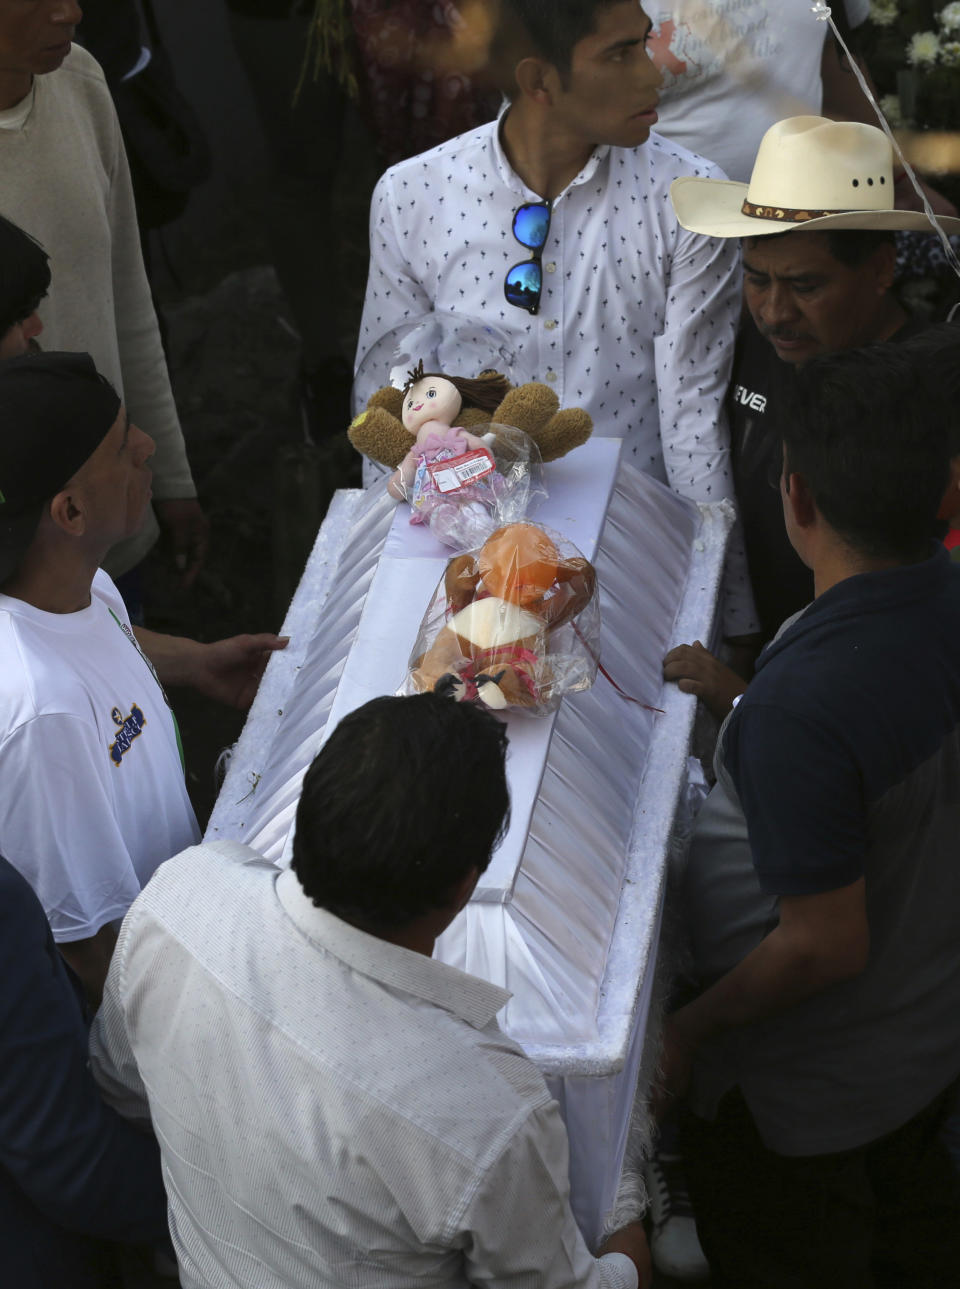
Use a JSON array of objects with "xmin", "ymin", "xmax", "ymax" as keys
[{"xmin": 206, "ymin": 439, "xmax": 732, "ymax": 1244}]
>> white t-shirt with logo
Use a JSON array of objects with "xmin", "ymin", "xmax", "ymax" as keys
[
  {"xmin": 0, "ymin": 570, "xmax": 200, "ymax": 942},
  {"xmin": 647, "ymin": 0, "xmax": 870, "ymax": 182}
]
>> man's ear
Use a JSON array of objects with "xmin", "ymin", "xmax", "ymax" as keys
[
  {"xmin": 449, "ymin": 866, "xmax": 481, "ymax": 915},
  {"xmin": 48, "ymin": 488, "xmax": 86, "ymax": 537},
  {"xmin": 937, "ymin": 455, "xmax": 960, "ymax": 521},
  {"xmin": 783, "ymin": 471, "xmax": 817, "ymax": 529},
  {"xmin": 872, "ymin": 241, "xmax": 897, "ymax": 295},
  {"xmin": 514, "ymin": 55, "xmax": 558, "ymax": 104}
]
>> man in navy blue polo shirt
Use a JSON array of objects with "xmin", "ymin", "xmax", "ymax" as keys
[{"xmin": 662, "ymin": 329, "xmax": 960, "ymax": 1286}]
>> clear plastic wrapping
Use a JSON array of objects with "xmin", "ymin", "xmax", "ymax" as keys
[
  {"xmin": 393, "ymin": 422, "xmax": 547, "ymax": 551},
  {"xmin": 402, "ymin": 522, "xmax": 601, "ymax": 716}
]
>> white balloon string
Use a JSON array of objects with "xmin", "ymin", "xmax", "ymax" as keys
[{"xmin": 810, "ymin": 0, "xmax": 960, "ymax": 285}]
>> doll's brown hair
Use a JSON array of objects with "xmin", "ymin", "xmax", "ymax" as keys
[{"xmin": 403, "ymin": 360, "xmax": 511, "ymax": 415}]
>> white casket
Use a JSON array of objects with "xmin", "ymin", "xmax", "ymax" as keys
[{"xmin": 206, "ymin": 438, "xmax": 732, "ymax": 1244}]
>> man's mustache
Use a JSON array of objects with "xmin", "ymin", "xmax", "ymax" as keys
[{"xmin": 758, "ymin": 323, "xmax": 807, "ymax": 342}]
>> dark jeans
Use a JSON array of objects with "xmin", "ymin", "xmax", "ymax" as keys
[{"xmin": 681, "ymin": 1084, "xmax": 960, "ymax": 1289}]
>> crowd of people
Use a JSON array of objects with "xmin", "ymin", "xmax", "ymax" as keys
[{"xmin": 2, "ymin": 1, "xmax": 960, "ymax": 1287}]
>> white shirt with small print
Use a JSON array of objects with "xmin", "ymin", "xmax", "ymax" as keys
[{"xmin": 358, "ymin": 111, "xmax": 756, "ymax": 632}]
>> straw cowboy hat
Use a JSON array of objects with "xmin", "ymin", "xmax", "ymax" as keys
[{"xmin": 670, "ymin": 115, "xmax": 960, "ymax": 238}]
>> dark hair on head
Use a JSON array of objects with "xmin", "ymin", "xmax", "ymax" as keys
[
  {"xmin": 745, "ymin": 228, "xmax": 896, "ymax": 267},
  {"xmin": 0, "ymin": 215, "xmax": 50, "ymax": 336},
  {"xmin": 292, "ymin": 693, "xmax": 510, "ymax": 929},
  {"xmin": 824, "ymin": 228, "xmax": 897, "ymax": 266},
  {"xmin": 497, "ymin": 0, "xmax": 620, "ymax": 81},
  {"xmin": 898, "ymin": 321, "xmax": 960, "ymax": 455},
  {"xmin": 402, "ymin": 361, "xmax": 512, "ymax": 415},
  {"xmin": 780, "ymin": 326, "xmax": 960, "ymax": 561}
]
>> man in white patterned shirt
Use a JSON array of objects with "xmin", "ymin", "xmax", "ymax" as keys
[
  {"xmin": 90, "ymin": 694, "xmax": 650, "ymax": 1288},
  {"xmin": 358, "ymin": 0, "xmax": 755, "ymax": 634}
]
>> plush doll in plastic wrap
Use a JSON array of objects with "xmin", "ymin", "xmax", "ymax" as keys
[
  {"xmin": 384, "ymin": 365, "xmax": 543, "ymax": 549},
  {"xmin": 405, "ymin": 522, "xmax": 600, "ymax": 714},
  {"xmin": 348, "ymin": 363, "xmax": 593, "ymax": 469}
]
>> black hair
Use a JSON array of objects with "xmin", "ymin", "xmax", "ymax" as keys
[
  {"xmin": 498, "ymin": 0, "xmax": 621, "ymax": 80},
  {"xmin": 401, "ymin": 361, "xmax": 512, "ymax": 414},
  {"xmin": 0, "ymin": 215, "xmax": 50, "ymax": 336},
  {"xmin": 745, "ymin": 228, "xmax": 895, "ymax": 267},
  {"xmin": 900, "ymin": 321, "xmax": 960, "ymax": 455},
  {"xmin": 292, "ymin": 693, "xmax": 510, "ymax": 929},
  {"xmin": 780, "ymin": 327, "xmax": 960, "ymax": 562},
  {"xmin": 824, "ymin": 228, "xmax": 896, "ymax": 266}
]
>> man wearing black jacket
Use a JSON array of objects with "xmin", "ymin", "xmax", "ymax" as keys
[{"xmin": 664, "ymin": 115, "xmax": 960, "ymax": 713}]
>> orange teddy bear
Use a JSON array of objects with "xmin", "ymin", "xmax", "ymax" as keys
[{"xmin": 410, "ymin": 522, "xmax": 597, "ymax": 711}]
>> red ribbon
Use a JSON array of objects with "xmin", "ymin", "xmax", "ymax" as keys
[{"xmin": 573, "ymin": 622, "xmax": 664, "ymax": 714}]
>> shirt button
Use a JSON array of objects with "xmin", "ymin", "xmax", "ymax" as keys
[
  {"xmin": 544, "ymin": 261, "xmax": 557, "ymax": 274},
  {"xmin": 545, "ymin": 369, "xmax": 557, "ymax": 382},
  {"xmin": 544, "ymin": 319, "xmax": 557, "ymax": 330}
]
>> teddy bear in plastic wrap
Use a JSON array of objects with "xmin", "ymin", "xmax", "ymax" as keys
[{"xmin": 407, "ymin": 522, "xmax": 599, "ymax": 714}]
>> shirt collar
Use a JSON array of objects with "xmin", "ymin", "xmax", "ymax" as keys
[
  {"xmin": 0, "ymin": 80, "xmax": 35, "ymax": 133},
  {"xmin": 757, "ymin": 544, "xmax": 954, "ymax": 674},
  {"xmin": 490, "ymin": 100, "xmax": 611, "ymax": 201},
  {"xmin": 275, "ymin": 867, "xmax": 510, "ymax": 1029}
]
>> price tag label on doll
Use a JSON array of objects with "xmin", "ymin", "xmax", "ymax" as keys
[{"xmin": 427, "ymin": 448, "xmax": 496, "ymax": 494}]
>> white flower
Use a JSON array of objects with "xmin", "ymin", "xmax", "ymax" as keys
[
  {"xmin": 941, "ymin": 37, "xmax": 960, "ymax": 64},
  {"xmin": 907, "ymin": 30, "xmax": 941, "ymax": 65},
  {"xmin": 869, "ymin": 0, "xmax": 897, "ymax": 25},
  {"xmin": 940, "ymin": 2, "xmax": 960, "ymax": 34},
  {"xmin": 879, "ymin": 93, "xmax": 905, "ymax": 127}
]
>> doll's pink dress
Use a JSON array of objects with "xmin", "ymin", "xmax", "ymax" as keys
[{"xmin": 409, "ymin": 426, "xmax": 506, "ymax": 549}]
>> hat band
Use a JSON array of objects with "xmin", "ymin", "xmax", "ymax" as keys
[{"xmin": 741, "ymin": 199, "xmax": 854, "ymax": 222}]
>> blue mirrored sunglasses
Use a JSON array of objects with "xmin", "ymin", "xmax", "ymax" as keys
[{"xmin": 504, "ymin": 202, "xmax": 551, "ymax": 315}]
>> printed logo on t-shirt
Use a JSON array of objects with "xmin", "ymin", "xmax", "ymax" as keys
[
  {"xmin": 649, "ymin": 3, "xmax": 779, "ymax": 88},
  {"xmin": 648, "ymin": 17, "xmax": 701, "ymax": 81},
  {"xmin": 109, "ymin": 703, "xmax": 146, "ymax": 767},
  {"xmin": 733, "ymin": 384, "xmax": 767, "ymax": 414}
]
